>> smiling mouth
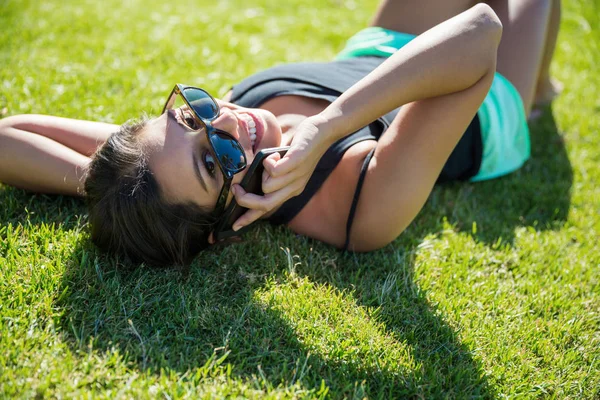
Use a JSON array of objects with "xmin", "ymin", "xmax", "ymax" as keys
[{"xmin": 240, "ymin": 113, "xmax": 263, "ymax": 152}]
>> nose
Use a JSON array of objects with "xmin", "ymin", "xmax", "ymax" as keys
[{"xmin": 211, "ymin": 108, "xmax": 240, "ymax": 139}]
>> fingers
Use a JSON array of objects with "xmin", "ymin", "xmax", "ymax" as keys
[
  {"xmin": 232, "ymin": 186, "xmax": 267, "ymax": 211},
  {"xmin": 262, "ymin": 150, "xmax": 319, "ymax": 194},
  {"xmin": 262, "ymin": 151, "xmax": 281, "ymax": 175},
  {"xmin": 264, "ymin": 150, "xmax": 301, "ymax": 178},
  {"xmin": 262, "ymin": 152, "xmax": 281, "ymax": 190},
  {"xmin": 232, "ymin": 208, "xmax": 264, "ymax": 231},
  {"xmin": 231, "ymin": 182, "xmax": 303, "ymax": 230},
  {"xmin": 230, "ymin": 185, "xmax": 267, "ymax": 231},
  {"xmin": 231, "ymin": 185, "xmax": 268, "ymax": 230},
  {"xmin": 262, "ymin": 151, "xmax": 304, "ymax": 194},
  {"xmin": 230, "ymin": 144, "xmax": 318, "ymax": 230},
  {"xmin": 262, "ymin": 171, "xmax": 301, "ymax": 194},
  {"xmin": 234, "ymin": 183, "xmax": 300, "ymax": 213}
]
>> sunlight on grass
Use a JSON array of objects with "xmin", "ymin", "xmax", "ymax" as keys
[{"xmin": 1, "ymin": 0, "xmax": 599, "ymax": 398}]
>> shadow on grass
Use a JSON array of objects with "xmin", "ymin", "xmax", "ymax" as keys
[
  {"xmin": 424, "ymin": 105, "xmax": 572, "ymax": 246},
  {"xmin": 0, "ymin": 185, "xmax": 494, "ymax": 397},
  {"xmin": 52, "ymin": 230, "xmax": 496, "ymax": 398}
]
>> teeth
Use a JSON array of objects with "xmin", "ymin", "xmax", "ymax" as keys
[{"xmin": 241, "ymin": 114, "xmax": 258, "ymax": 150}]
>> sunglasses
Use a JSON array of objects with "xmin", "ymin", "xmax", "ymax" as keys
[{"xmin": 162, "ymin": 84, "xmax": 247, "ymax": 217}]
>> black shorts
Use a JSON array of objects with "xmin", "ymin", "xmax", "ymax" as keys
[{"xmin": 437, "ymin": 114, "xmax": 483, "ymax": 183}]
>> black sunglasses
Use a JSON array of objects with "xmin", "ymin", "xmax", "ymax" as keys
[{"xmin": 162, "ymin": 84, "xmax": 247, "ymax": 217}]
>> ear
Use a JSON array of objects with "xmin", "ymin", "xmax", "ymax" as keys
[{"xmin": 208, "ymin": 232, "xmax": 216, "ymax": 245}]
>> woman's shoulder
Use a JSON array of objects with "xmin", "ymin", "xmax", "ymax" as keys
[
  {"xmin": 286, "ymin": 139, "xmax": 376, "ymax": 248},
  {"xmin": 230, "ymin": 57, "xmax": 386, "ymax": 104}
]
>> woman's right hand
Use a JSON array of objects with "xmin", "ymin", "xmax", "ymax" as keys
[{"xmin": 230, "ymin": 113, "xmax": 338, "ymax": 231}]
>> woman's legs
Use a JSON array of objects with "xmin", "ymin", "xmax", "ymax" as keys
[
  {"xmin": 0, "ymin": 115, "xmax": 117, "ymax": 196},
  {"xmin": 534, "ymin": 0, "xmax": 562, "ymax": 106},
  {"xmin": 370, "ymin": 0, "xmax": 558, "ymax": 115},
  {"xmin": 486, "ymin": 0, "xmax": 552, "ymax": 115},
  {"xmin": 370, "ymin": 0, "xmax": 478, "ymax": 35}
]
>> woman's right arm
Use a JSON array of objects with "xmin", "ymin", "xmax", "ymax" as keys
[{"xmin": 0, "ymin": 115, "xmax": 118, "ymax": 196}]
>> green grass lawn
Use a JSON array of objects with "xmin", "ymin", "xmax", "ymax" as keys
[{"xmin": 1, "ymin": 0, "xmax": 599, "ymax": 398}]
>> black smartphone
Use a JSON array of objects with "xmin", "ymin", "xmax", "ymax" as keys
[{"xmin": 213, "ymin": 146, "xmax": 289, "ymax": 241}]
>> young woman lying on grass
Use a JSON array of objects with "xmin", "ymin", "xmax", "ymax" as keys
[{"xmin": 0, "ymin": 0, "xmax": 561, "ymax": 267}]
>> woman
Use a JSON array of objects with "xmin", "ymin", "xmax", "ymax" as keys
[{"xmin": 0, "ymin": 0, "xmax": 561, "ymax": 266}]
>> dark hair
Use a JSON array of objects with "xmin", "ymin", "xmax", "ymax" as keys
[{"xmin": 84, "ymin": 117, "xmax": 217, "ymax": 268}]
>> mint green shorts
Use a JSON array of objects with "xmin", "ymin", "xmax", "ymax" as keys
[{"xmin": 336, "ymin": 27, "xmax": 531, "ymax": 182}]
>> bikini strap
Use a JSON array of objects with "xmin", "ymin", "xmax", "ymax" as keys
[{"xmin": 344, "ymin": 148, "xmax": 376, "ymax": 251}]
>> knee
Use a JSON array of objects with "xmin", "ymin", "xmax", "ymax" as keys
[
  {"xmin": 471, "ymin": 3, "xmax": 503, "ymax": 44},
  {"xmin": 465, "ymin": 3, "xmax": 502, "ymax": 69}
]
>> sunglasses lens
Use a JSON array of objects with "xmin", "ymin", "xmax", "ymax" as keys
[
  {"xmin": 209, "ymin": 131, "xmax": 246, "ymax": 173},
  {"xmin": 182, "ymin": 88, "xmax": 219, "ymax": 119},
  {"xmin": 174, "ymin": 86, "xmax": 246, "ymax": 176}
]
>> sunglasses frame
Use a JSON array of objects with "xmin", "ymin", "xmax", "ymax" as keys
[{"xmin": 162, "ymin": 84, "xmax": 247, "ymax": 218}]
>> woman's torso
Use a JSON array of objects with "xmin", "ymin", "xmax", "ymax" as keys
[
  {"xmin": 260, "ymin": 95, "xmax": 377, "ymax": 246},
  {"xmin": 229, "ymin": 57, "xmax": 481, "ymax": 248}
]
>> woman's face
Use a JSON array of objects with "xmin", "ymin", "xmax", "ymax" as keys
[{"xmin": 141, "ymin": 100, "xmax": 282, "ymax": 210}]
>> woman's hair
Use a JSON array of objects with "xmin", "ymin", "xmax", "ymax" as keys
[{"xmin": 84, "ymin": 117, "xmax": 217, "ymax": 268}]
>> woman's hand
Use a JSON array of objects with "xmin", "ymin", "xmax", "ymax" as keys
[{"xmin": 230, "ymin": 114, "xmax": 337, "ymax": 231}]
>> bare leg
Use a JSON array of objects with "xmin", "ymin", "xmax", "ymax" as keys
[
  {"xmin": 485, "ymin": 0, "xmax": 552, "ymax": 115},
  {"xmin": 370, "ymin": 0, "xmax": 477, "ymax": 34},
  {"xmin": 0, "ymin": 115, "xmax": 117, "ymax": 196},
  {"xmin": 371, "ymin": 0, "xmax": 555, "ymax": 116},
  {"xmin": 534, "ymin": 0, "xmax": 562, "ymax": 106}
]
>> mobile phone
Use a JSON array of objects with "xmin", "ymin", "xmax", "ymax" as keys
[{"xmin": 213, "ymin": 146, "xmax": 289, "ymax": 241}]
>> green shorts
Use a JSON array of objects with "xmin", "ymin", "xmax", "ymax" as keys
[{"xmin": 336, "ymin": 27, "xmax": 531, "ymax": 182}]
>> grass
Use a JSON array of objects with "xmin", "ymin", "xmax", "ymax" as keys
[{"xmin": 1, "ymin": 0, "xmax": 599, "ymax": 398}]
